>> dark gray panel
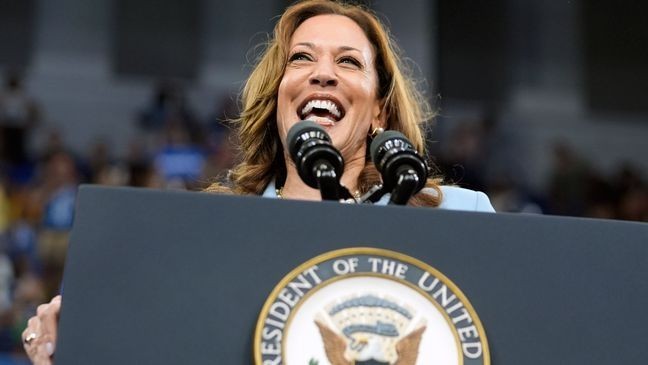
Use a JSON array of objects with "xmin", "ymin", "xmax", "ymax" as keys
[{"xmin": 56, "ymin": 186, "xmax": 648, "ymax": 364}]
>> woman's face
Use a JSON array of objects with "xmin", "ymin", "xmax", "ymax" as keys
[{"xmin": 277, "ymin": 14, "xmax": 383, "ymax": 160}]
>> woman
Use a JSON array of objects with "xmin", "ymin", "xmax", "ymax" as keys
[
  {"xmin": 22, "ymin": 0, "xmax": 493, "ymax": 363},
  {"xmin": 203, "ymin": 0, "xmax": 492, "ymax": 210}
]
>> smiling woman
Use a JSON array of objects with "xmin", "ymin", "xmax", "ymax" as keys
[{"xmin": 205, "ymin": 0, "xmax": 454, "ymax": 207}]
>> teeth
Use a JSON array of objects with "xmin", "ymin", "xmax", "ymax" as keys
[
  {"xmin": 304, "ymin": 114, "xmax": 336, "ymax": 125},
  {"xmin": 300, "ymin": 99, "xmax": 341, "ymax": 119}
]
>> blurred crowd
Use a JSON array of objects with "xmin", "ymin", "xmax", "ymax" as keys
[
  {"xmin": 0, "ymin": 72, "xmax": 647, "ymax": 360},
  {"xmin": 0, "ymin": 75, "xmax": 237, "ymax": 360},
  {"xmin": 433, "ymin": 113, "xmax": 648, "ymax": 221}
]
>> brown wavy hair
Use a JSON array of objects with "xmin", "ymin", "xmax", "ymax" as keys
[{"xmin": 206, "ymin": 0, "xmax": 442, "ymax": 207}]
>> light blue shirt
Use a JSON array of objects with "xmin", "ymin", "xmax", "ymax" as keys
[{"xmin": 262, "ymin": 180, "xmax": 495, "ymax": 213}]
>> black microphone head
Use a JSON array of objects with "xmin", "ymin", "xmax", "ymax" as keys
[
  {"xmin": 286, "ymin": 120, "xmax": 344, "ymax": 189},
  {"xmin": 370, "ymin": 130, "xmax": 428, "ymax": 192},
  {"xmin": 286, "ymin": 120, "xmax": 326, "ymax": 158},
  {"xmin": 370, "ymin": 130, "xmax": 409, "ymax": 165}
]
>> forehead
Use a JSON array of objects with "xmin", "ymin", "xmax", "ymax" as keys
[{"xmin": 290, "ymin": 14, "xmax": 373, "ymax": 54}]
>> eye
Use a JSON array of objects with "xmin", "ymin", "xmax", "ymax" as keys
[
  {"xmin": 338, "ymin": 56, "xmax": 362, "ymax": 68},
  {"xmin": 288, "ymin": 52, "xmax": 313, "ymax": 62}
]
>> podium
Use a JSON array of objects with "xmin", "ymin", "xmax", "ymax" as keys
[{"xmin": 56, "ymin": 186, "xmax": 648, "ymax": 364}]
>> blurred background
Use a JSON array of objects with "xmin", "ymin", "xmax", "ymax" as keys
[{"xmin": 0, "ymin": 0, "xmax": 646, "ymax": 361}]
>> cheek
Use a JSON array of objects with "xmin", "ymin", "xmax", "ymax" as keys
[
  {"xmin": 354, "ymin": 69, "xmax": 379, "ymax": 105},
  {"xmin": 277, "ymin": 69, "xmax": 300, "ymax": 109},
  {"xmin": 276, "ymin": 78, "xmax": 293, "ymax": 141},
  {"xmin": 359, "ymin": 77, "xmax": 377, "ymax": 97},
  {"xmin": 277, "ymin": 78, "xmax": 289, "ymax": 117},
  {"xmin": 277, "ymin": 70, "xmax": 309, "ymax": 142},
  {"xmin": 353, "ymin": 80, "xmax": 380, "ymax": 127}
]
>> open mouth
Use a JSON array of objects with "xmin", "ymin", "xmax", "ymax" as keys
[{"xmin": 297, "ymin": 96, "xmax": 346, "ymax": 125}]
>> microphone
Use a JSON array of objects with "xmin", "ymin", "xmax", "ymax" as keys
[
  {"xmin": 287, "ymin": 120, "xmax": 347, "ymax": 201},
  {"xmin": 370, "ymin": 130, "xmax": 428, "ymax": 205}
]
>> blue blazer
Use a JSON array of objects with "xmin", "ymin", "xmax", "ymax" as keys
[
  {"xmin": 434, "ymin": 186, "xmax": 495, "ymax": 212},
  {"xmin": 262, "ymin": 181, "xmax": 495, "ymax": 213}
]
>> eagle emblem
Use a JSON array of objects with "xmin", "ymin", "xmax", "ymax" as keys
[{"xmin": 314, "ymin": 294, "xmax": 427, "ymax": 365}]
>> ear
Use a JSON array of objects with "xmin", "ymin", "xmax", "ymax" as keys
[{"xmin": 371, "ymin": 98, "xmax": 388, "ymax": 130}]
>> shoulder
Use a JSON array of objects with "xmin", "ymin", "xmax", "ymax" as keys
[{"xmin": 430, "ymin": 186, "xmax": 495, "ymax": 213}]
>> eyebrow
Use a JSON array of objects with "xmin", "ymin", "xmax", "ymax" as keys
[
  {"xmin": 338, "ymin": 45, "xmax": 361, "ymax": 53},
  {"xmin": 293, "ymin": 42, "xmax": 362, "ymax": 53}
]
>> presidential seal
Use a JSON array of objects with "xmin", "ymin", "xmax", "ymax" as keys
[{"xmin": 254, "ymin": 248, "xmax": 489, "ymax": 365}]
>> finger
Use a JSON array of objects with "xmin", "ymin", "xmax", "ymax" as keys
[
  {"xmin": 36, "ymin": 295, "xmax": 61, "ymax": 317},
  {"xmin": 23, "ymin": 320, "xmax": 41, "ymax": 360},
  {"xmin": 23, "ymin": 316, "xmax": 38, "ymax": 338},
  {"xmin": 23, "ymin": 316, "xmax": 41, "ymax": 344},
  {"xmin": 36, "ymin": 303, "xmax": 48, "ymax": 316},
  {"xmin": 28, "ymin": 328, "xmax": 54, "ymax": 365},
  {"xmin": 23, "ymin": 335, "xmax": 38, "ymax": 359},
  {"xmin": 32, "ymin": 344, "xmax": 54, "ymax": 365},
  {"xmin": 38, "ymin": 300, "xmax": 62, "ymax": 356},
  {"xmin": 25, "ymin": 345, "xmax": 38, "ymax": 362}
]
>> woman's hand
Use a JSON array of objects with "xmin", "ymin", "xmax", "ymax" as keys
[{"xmin": 22, "ymin": 295, "xmax": 61, "ymax": 365}]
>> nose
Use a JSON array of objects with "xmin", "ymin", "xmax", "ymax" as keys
[{"xmin": 309, "ymin": 60, "xmax": 338, "ymax": 87}]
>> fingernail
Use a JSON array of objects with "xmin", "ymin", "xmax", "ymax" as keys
[{"xmin": 45, "ymin": 342, "xmax": 55, "ymax": 356}]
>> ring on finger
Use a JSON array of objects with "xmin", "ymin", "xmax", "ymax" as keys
[{"xmin": 23, "ymin": 332, "xmax": 38, "ymax": 345}]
